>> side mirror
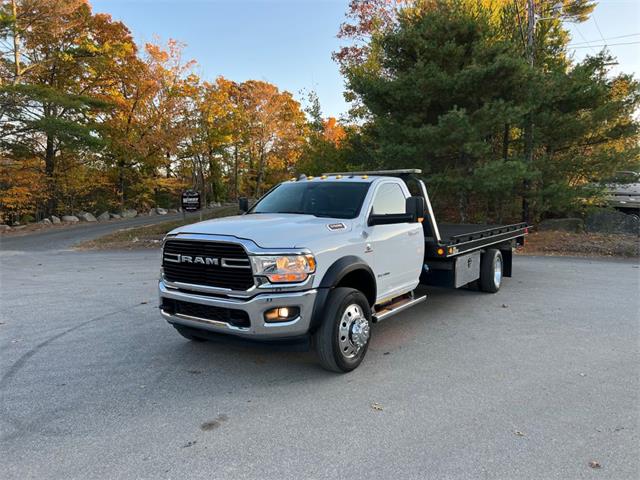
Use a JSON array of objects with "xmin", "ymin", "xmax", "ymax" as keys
[
  {"xmin": 406, "ymin": 196, "xmax": 426, "ymax": 222},
  {"xmin": 238, "ymin": 197, "xmax": 249, "ymax": 213},
  {"xmin": 368, "ymin": 196, "xmax": 425, "ymax": 226}
]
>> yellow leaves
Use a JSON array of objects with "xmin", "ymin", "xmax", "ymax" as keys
[{"xmin": 0, "ymin": 159, "xmax": 48, "ymax": 216}]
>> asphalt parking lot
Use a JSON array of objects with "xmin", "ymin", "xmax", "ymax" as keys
[{"xmin": 1, "ymin": 240, "xmax": 638, "ymax": 479}]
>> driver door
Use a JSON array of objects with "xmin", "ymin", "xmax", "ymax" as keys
[{"xmin": 365, "ymin": 181, "xmax": 423, "ymax": 301}]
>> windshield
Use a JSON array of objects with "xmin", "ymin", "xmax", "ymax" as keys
[{"xmin": 250, "ymin": 181, "xmax": 371, "ymax": 219}]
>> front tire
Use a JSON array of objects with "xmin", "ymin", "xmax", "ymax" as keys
[
  {"xmin": 479, "ymin": 249, "xmax": 503, "ymax": 293},
  {"xmin": 313, "ymin": 287, "xmax": 372, "ymax": 373}
]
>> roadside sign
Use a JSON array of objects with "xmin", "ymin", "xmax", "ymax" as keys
[{"xmin": 181, "ymin": 190, "xmax": 201, "ymax": 212}]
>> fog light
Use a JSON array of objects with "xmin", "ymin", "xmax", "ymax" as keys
[{"xmin": 264, "ymin": 306, "xmax": 300, "ymax": 323}]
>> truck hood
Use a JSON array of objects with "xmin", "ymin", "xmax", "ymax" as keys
[{"xmin": 170, "ymin": 213, "xmax": 353, "ymax": 249}]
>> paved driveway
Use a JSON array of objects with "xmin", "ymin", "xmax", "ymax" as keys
[
  {"xmin": 0, "ymin": 245, "xmax": 638, "ymax": 479},
  {"xmin": 0, "ymin": 209, "xmax": 213, "ymax": 252}
]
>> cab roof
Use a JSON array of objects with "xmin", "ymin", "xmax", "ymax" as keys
[{"xmin": 289, "ymin": 169, "xmax": 421, "ymax": 184}]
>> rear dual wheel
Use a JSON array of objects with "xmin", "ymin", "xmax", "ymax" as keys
[{"xmin": 313, "ymin": 287, "xmax": 372, "ymax": 373}]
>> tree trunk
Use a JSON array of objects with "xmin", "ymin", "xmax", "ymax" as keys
[
  {"xmin": 458, "ymin": 191, "xmax": 467, "ymax": 223},
  {"xmin": 502, "ymin": 123, "xmax": 509, "ymax": 160},
  {"xmin": 233, "ymin": 144, "xmax": 239, "ymax": 199},
  {"xmin": 255, "ymin": 146, "xmax": 265, "ymax": 197},
  {"xmin": 11, "ymin": 0, "xmax": 21, "ymax": 84},
  {"xmin": 44, "ymin": 133, "xmax": 56, "ymax": 216},
  {"xmin": 118, "ymin": 161, "xmax": 125, "ymax": 213}
]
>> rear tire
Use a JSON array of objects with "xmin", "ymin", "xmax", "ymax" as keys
[
  {"xmin": 313, "ymin": 287, "xmax": 372, "ymax": 373},
  {"xmin": 479, "ymin": 249, "xmax": 503, "ymax": 293},
  {"xmin": 173, "ymin": 325, "xmax": 207, "ymax": 342}
]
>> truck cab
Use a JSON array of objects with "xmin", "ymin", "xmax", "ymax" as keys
[{"xmin": 159, "ymin": 170, "xmax": 527, "ymax": 372}]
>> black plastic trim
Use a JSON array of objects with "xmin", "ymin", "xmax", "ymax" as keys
[{"xmin": 308, "ymin": 256, "xmax": 377, "ymax": 332}]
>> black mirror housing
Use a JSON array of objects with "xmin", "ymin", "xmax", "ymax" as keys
[
  {"xmin": 406, "ymin": 196, "xmax": 426, "ymax": 222},
  {"xmin": 238, "ymin": 197, "xmax": 249, "ymax": 213}
]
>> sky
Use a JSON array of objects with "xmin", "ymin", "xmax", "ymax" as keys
[{"xmin": 91, "ymin": 0, "xmax": 640, "ymax": 119}]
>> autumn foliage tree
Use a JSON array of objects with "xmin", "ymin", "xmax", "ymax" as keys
[{"xmin": 0, "ymin": 0, "xmax": 313, "ymax": 223}]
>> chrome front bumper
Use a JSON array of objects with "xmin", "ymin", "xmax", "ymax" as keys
[{"xmin": 159, "ymin": 280, "xmax": 317, "ymax": 339}]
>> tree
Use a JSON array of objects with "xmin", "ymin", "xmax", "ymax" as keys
[
  {"xmin": 0, "ymin": 0, "xmax": 137, "ymax": 216},
  {"xmin": 343, "ymin": 2, "xmax": 533, "ymax": 221},
  {"xmin": 236, "ymin": 80, "xmax": 307, "ymax": 197},
  {"xmin": 102, "ymin": 39, "xmax": 194, "ymax": 210},
  {"xmin": 337, "ymin": 0, "xmax": 639, "ymax": 221}
]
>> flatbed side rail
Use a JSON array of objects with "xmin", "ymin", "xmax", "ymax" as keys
[
  {"xmin": 425, "ymin": 224, "xmax": 529, "ymax": 258},
  {"xmin": 447, "ymin": 222, "xmax": 527, "ymax": 244}
]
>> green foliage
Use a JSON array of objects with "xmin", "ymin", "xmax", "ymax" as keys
[{"xmin": 341, "ymin": 0, "xmax": 639, "ymax": 222}]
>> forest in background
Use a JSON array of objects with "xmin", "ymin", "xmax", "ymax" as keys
[{"xmin": 0, "ymin": 0, "xmax": 638, "ymax": 225}]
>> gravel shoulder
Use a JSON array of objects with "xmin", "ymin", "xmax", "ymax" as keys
[{"xmin": 518, "ymin": 231, "xmax": 639, "ymax": 258}]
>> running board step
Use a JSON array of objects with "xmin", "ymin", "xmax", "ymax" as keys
[{"xmin": 372, "ymin": 294, "xmax": 426, "ymax": 323}]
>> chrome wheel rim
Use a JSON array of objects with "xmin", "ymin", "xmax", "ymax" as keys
[
  {"xmin": 338, "ymin": 304, "xmax": 369, "ymax": 359},
  {"xmin": 494, "ymin": 256, "xmax": 502, "ymax": 287}
]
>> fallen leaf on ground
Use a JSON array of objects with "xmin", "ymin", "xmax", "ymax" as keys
[
  {"xmin": 502, "ymin": 304, "xmax": 509, "ymax": 308},
  {"xmin": 589, "ymin": 460, "xmax": 601, "ymax": 469},
  {"xmin": 371, "ymin": 402, "xmax": 384, "ymax": 411},
  {"xmin": 514, "ymin": 430, "xmax": 525, "ymax": 436},
  {"xmin": 181, "ymin": 440, "xmax": 197, "ymax": 448}
]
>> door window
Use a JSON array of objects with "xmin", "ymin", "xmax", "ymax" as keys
[{"xmin": 371, "ymin": 183, "xmax": 406, "ymax": 215}]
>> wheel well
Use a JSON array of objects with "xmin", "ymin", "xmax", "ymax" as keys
[{"xmin": 336, "ymin": 269, "xmax": 376, "ymax": 306}]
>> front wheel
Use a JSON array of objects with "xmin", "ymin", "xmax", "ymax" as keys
[
  {"xmin": 479, "ymin": 248, "xmax": 503, "ymax": 293},
  {"xmin": 313, "ymin": 287, "xmax": 372, "ymax": 373}
]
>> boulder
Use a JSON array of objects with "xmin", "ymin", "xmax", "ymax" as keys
[
  {"xmin": 147, "ymin": 209, "xmax": 157, "ymax": 216},
  {"xmin": 0, "ymin": 224, "xmax": 11, "ymax": 232},
  {"xmin": 50, "ymin": 215, "xmax": 61, "ymax": 224},
  {"xmin": 96, "ymin": 211, "xmax": 110, "ymax": 222},
  {"xmin": 156, "ymin": 207, "xmax": 168, "ymax": 215},
  {"xmin": 61, "ymin": 215, "xmax": 79, "ymax": 223},
  {"xmin": 40, "ymin": 218, "xmax": 52, "ymax": 225},
  {"xmin": 537, "ymin": 218, "xmax": 584, "ymax": 233},
  {"xmin": 168, "ymin": 208, "xmax": 178, "ymax": 214},
  {"xmin": 77, "ymin": 212, "xmax": 97, "ymax": 222},
  {"xmin": 121, "ymin": 209, "xmax": 137, "ymax": 218},
  {"xmin": 586, "ymin": 210, "xmax": 640, "ymax": 235},
  {"xmin": 109, "ymin": 213, "xmax": 121, "ymax": 219}
]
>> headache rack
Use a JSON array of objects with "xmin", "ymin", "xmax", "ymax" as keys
[{"xmin": 321, "ymin": 168, "xmax": 528, "ymax": 259}]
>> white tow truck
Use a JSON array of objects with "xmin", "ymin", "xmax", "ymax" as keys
[{"xmin": 159, "ymin": 170, "xmax": 527, "ymax": 372}]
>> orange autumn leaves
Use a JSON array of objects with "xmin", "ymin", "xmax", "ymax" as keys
[{"xmin": 0, "ymin": 0, "xmax": 343, "ymax": 221}]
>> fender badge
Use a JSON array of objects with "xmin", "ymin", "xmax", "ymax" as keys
[{"xmin": 327, "ymin": 223, "xmax": 346, "ymax": 231}]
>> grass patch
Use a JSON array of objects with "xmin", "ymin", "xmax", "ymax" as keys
[
  {"xmin": 78, "ymin": 206, "xmax": 238, "ymax": 250},
  {"xmin": 518, "ymin": 230, "xmax": 639, "ymax": 258}
]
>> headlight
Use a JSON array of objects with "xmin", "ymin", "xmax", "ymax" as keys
[{"xmin": 250, "ymin": 254, "xmax": 316, "ymax": 283}]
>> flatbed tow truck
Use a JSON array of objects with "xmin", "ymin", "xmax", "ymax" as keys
[{"xmin": 159, "ymin": 169, "xmax": 528, "ymax": 372}]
